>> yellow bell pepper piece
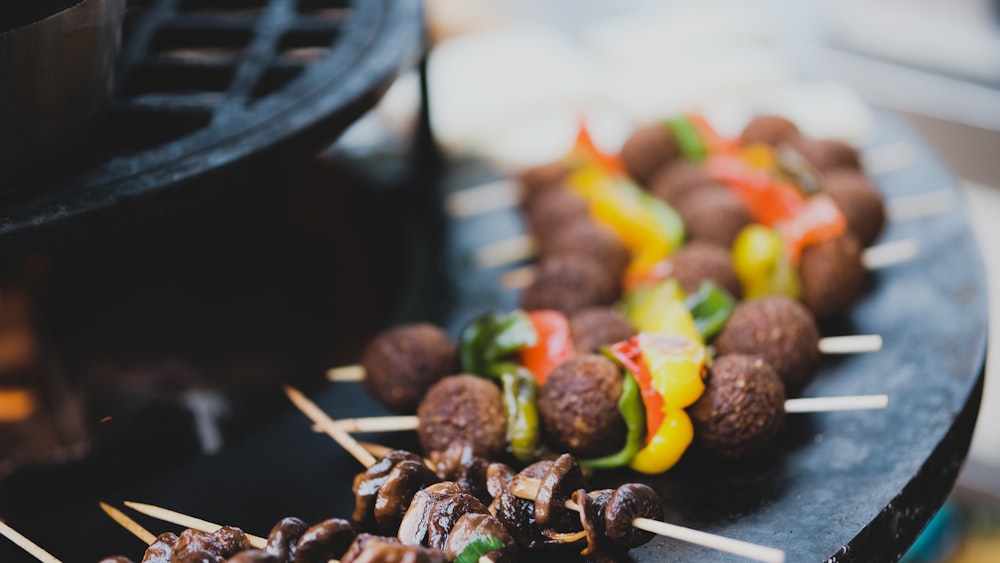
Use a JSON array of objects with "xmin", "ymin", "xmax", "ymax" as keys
[
  {"xmin": 623, "ymin": 280, "xmax": 702, "ymax": 343},
  {"xmin": 567, "ymin": 166, "xmax": 674, "ymax": 279},
  {"xmin": 629, "ymin": 408, "xmax": 694, "ymax": 474},
  {"xmin": 732, "ymin": 224, "xmax": 801, "ymax": 300},
  {"xmin": 637, "ymin": 333, "xmax": 706, "ymax": 409}
]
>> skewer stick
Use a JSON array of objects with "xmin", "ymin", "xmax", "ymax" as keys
[
  {"xmin": 860, "ymin": 238, "xmax": 920, "ymax": 269},
  {"xmin": 334, "ymin": 416, "xmax": 421, "ymax": 433},
  {"xmin": 817, "ymin": 334, "xmax": 882, "ymax": 354},
  {"xmin": 100, "ymin": 502, "xmax": 158, "ymax": 546},
  {"xmin": 0, "ymin": 521, "xmax": 61, "ymax": 563},
  {"xmin": 444, "ymin": 143, "xmax": 917, "ymax": 221},
  {"xmin": 475, "ymin": 234, "xmax": 538, "ymax": 269},
  {"xmin": 326, "ymin": 365, "xmax": 364, "ymax": 382},
  {"xmin": 783, "ymin": 394, "xmax": 888, "ymax": 413},
  {"xmin": 322, "ymin": 391, "xmax": 889, "ymax": 436},
  {"xmin": 284, "ymin": 385, "xmax": 377, "ymax": 468},
  {"xmin": 445, "ymin": 179, "xmax": 521, "ymax": 219},
  {"xmin": 326, "ymin": 338, "xmax": 882, "ymax": 389},
  {"xmin": 510, "ymin": 478, "xmax": 784, "ymax": 563},
  {"xmin": 122, "ymin": 502, "xmax": 268, "ymax": 549},
  {"xmin": 498, "ymin": 237, "xmax": 919, "ymax": 289}
]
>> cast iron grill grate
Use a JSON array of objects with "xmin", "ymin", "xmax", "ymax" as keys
[{"xmin": 0, "ymin": 0, "xmax": 422, "ymax": 257}]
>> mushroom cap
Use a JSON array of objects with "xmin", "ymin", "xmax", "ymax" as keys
[{"xmin": 604, "ymin": 483, "xmax": 663, "ymax": 548}]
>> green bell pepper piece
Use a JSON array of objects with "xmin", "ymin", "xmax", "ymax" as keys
[
  {"xmin": 501, "ymin": 369, "xmax": 542, "ymax": 462},
  {"xmin": 666, "ymin": 116, "xmax": 707, "ymax": 161},
  {"xmin": 582, "ymin": 371, "xmax": 644, "ymax": 469},
  {"xmin": 685, "ymin": 280, "xmax": 737, "ymax": 341}
]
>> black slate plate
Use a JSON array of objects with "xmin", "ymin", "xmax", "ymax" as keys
[{"xmin": 0, "ymin": 111, "xmax": 986, "ymax": 562}]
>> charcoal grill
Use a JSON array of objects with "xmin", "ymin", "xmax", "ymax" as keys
[{"xmin": 0, "ymin": 0, "xmax": 423, "ymax": 258}]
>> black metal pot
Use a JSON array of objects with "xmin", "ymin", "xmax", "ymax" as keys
[{"xmin": 0, "ymin": 0, "xmax": 125, "ymax": 190}]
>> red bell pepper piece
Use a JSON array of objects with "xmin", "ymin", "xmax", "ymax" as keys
[
  {"xmin": 609, "ymin": 338, "xmax": 664, "ymax": 443},
  {"xmin": 686, "ymin": 113, "xmax": 738, "ymax": 155},
  {"xmin": 706, "ymin": 154, "xmax": 805, "ymax": 226},
  {"xmin": 568, "ymin": 119, "xmax": 626, "ymax": 176},
  {"xmin": 520, "ymin": 310, "xmax": 574, "ymax": 385},
  {"xmin": 777, "ymin": 194, "xmax": 847, "ymax": 264}
]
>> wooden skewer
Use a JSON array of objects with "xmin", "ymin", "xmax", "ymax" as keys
[
  {"xmin": 122, "ymin": 502, "xmax": 268, "ymax": 550},
  {"xmin": 445, "ymin": 178, "xmax": 522, "ymax": 219},
  {"xmin": 100, "ymin": 502, "xmax": 158, "ymax": 546},
  {"xmin": 326, "ymin": 336, "xmax": 881, "ymax": 387},
  {"xmin": 444, "ymin": 142, "xmax": 921, "ymax": 221},
  {"xmin": 817, "ymin": 334, "xmax": 882, "ymax": 354},
  {"xmin": 321, "ymin": 393, "xmax": 889, "ymax": 435},
  {"xmin": 784, "ymin": 394, "xmax": 889, "ymax": 413},
  {"xmin": 496, "ymin": 237, "xmax": 920, "ymax": 288},
  {"xmin": 326, "ymin": 365, "xmax": 365, "ymax": 382},
  {"xmin": 284, "ymin": 385, "xmax": 377, "ymax": 468},
  {"xmin": 860, "ymin": 238, "xmax": 920, "ymax": 270},
  {"xmin": 0, "ymin": 521, "xmax": 61, "ymax": 563},
  {"xmin": 508, "ymin": 477, "xmax": 785, "ymax": 563}
]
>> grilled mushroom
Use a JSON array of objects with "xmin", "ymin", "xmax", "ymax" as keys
[
  {"xmin": 293, "ymin": 518, "xmax": 357, "ymax": 563},
  {"xmin": 374, "ymin": 459, "xmax": 438, "ymax": 534},
  {"xmin": 605, "ymin": 483, "xmax": 663, "ymax": 548}
]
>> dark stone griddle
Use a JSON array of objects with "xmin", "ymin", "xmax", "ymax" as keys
[
  {"xmin": 0, "ymin": 0, "xmax": 422, "ymax": 258},
  {"xmin": 0, "ymin": 112, "xmax": 985, "ymax": 562}
]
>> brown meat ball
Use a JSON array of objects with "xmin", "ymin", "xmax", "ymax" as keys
[
  {"xmin": 518, "ymin": 162, "xmax": 574, "ymax": 208},
  {"xmin": 790, "ymin": 137, "xmax": 862, "ymax": 172},
  {"xmin": 520, "ymin": 254, "xmax": 618, "ymax": 315},
  {"xmin": 688, "ymin": 354, "xmax": 786, "ymax": 459},
  {"xmin": 620, "ymin": 122, "xmax": 680, "ymax": 188},
  {"xmin": 568, "ymin": 307, "xmax": 637, "ymax": 354},
  {"xmin": 714, "ymin": 296, "xmax": 820, "ymax": 394},
  {"xmin": 799, "ymin": 233, "xmax": 867, "ymax": 320},
  {"xmin": 538, "ymin": 355, "xmax": 626, "ymax": 458},
  {"xmin": 738, "ymin": 115, "xmax": 801, "ymax": 147},
  {"xmin": 540, "ymin": 219, "xmax": 630, "ymax": 280},
  {"xmin": 822, "ymin": 169, "xmax": 886, "ymax": 247},
  {"xmin": 417, "ymin": 375, "xmax": 507, "ymax": 459},
  {"xmin": 647, "ymin": 161, "xmax": 714, "ymax": 206},
  {"xmin": 522, "ymin": 189, "xmax": 590, "ymax": 243},
  {"xmin": 361, "ymin": 324, "xmax": 457, "ymax": 414},
  {"xmin": 667, "ymin": 241, "xmax": 743, "ymax": 299},
  {"xmin": 674, "ymin": 185, "xmax": 754, "ymax": 248}
]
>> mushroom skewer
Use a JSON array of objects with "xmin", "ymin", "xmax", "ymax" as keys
[
  {"xmin": 117, "ymin": 502, "xmax": 268, "ymax": 550},
  {"xmin": 284, "ymin": 386, "xmax": 787, "ymax": 562},
  {"xmin": 506, "ymin": 473, "xmax": 784, "ymax": 563},
  {"xmin": 0, "ymin": 521, "xmax": 61, "ymax": 563}
]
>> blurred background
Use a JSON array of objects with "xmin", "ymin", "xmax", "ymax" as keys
[{"xmin": 0, "ymin": 0, "xmax": 998, "ymax": 560}]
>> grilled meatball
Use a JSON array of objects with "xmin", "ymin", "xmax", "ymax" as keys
[
  {"xmin": 417, "ymin": 375, "xmax": 507, "ymax": 459},
  {"xmin": 688, "ymin": 354, "xmax": 786, "ymax": 459},
  {"xmin": 668, "ymin": 241, "xmax": 742, "ymax": 299},
  {"xmin": 648, "ymin": 161, "xmax": 714, "ymax": 207},
  {"xmin": 822, "ymin": 169, "xmax": 886, "ymax": 247},
  {"xmin": 799, "ymin": 234, "xmax": 867, "ymax": 320},
  {"xmin": 738, "ymin": 115, "xmax": 801, "ymax": 147},
  {"xmin": 518, "ymin": 162, "xmax": 574, "ymax": 204},
  {"xmin": 620, "ymin": 122, "xmax": 680, "ymax": 187},
  {"xmin": 540, "ymin": 219, "xmax": 630, "ymax": 280},
  {"xmin": 538, "ymin": 355, "xmax": 626, "ymax": 458},
  {"xmin": 568, "ymin": 307, "xmax": 636, "ymax": 354},
  {"xmin": 790, "ymin": 137, "xmax": 862, "ymax": 172},
  {"xmin": 714, "ymin": 296, "xmax": 820, "ymax": 394},
  {"xmin": 520, "ymin": 254, "xmax": 618, "ymax": 315},
  {"xmin": 361, "ymin": 324, "xmax": 457, "ymax": 414},
  {"xmin": 674, "ymin": 185, "xmax": 754, "ymax": 248},
  {"xmin": 522, "ymin": 188, "xmax": 590, "ymax": 243}
]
